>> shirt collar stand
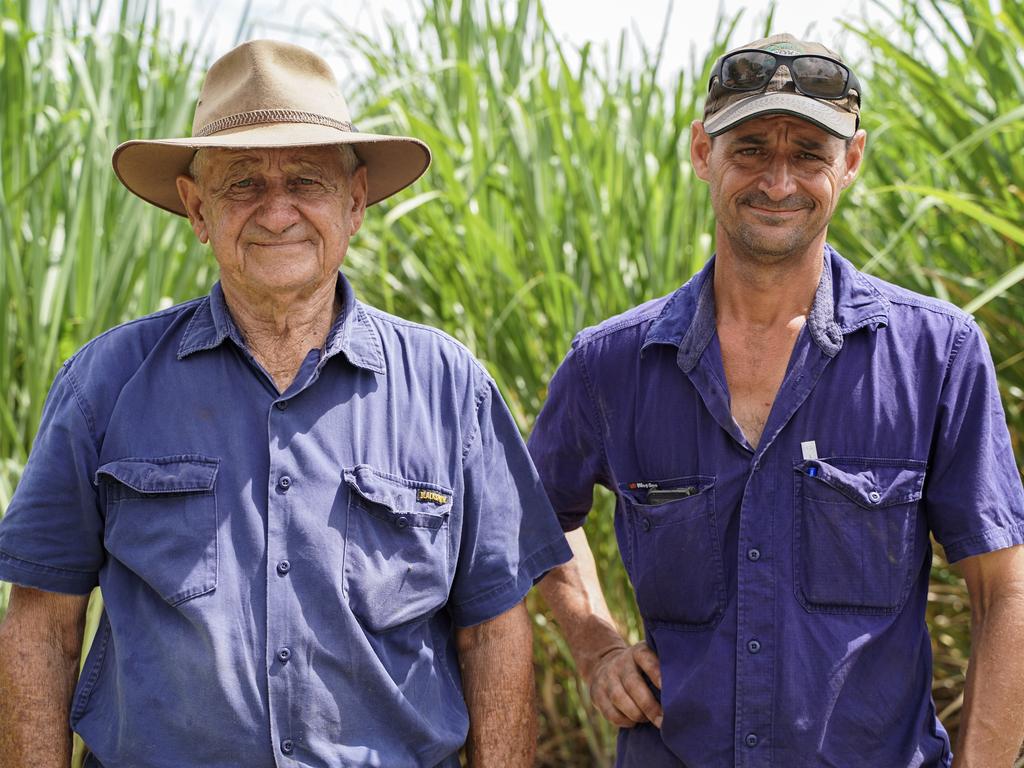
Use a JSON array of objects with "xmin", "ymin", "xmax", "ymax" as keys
[
  {"xmin": 177, "ymin": 275, "xmax": 386, "ymax": 375},
  {"xmin": 641, "ymin": 245, "xmax": 890, "ymax": 371}
]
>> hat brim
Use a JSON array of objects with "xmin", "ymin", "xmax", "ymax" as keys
[
  {"xmin": 112, "ymin": 122, "xmax": 432, "ymax": 216},
  {"xmin": 703, "ymin": 92, "xmax": 857, "ymax": 139}
]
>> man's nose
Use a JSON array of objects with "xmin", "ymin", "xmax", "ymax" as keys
[
  {"xmin": 758, "ymin": 155, "xmax": 798, "ymax": 200},
  {"xmin": 253, "ymin": 185, "xmax": 302, "ymax": 234}
]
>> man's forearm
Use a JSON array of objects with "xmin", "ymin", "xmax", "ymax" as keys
[
  {"xmin": 954, "ymin": 547, "xmax": 1024, "ymax": 767},
  {"xmin": 456, "ymin": 601, "xmax": 536, "ymax": 767},
  {"xmin": 0, "ymin": 587, "xmax": 88, "ymax": 768},
  {"xmin": 538, "ymin": 527, "xmax": 662, "ymax": 728},
  {"xmin": 537, "ymin": 527, "xmax": 627, "ymax": 680}
]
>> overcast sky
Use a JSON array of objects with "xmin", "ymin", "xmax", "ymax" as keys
[{"xmin": 170, "ymin": 0, "xmax": 893, "ymax": 79}]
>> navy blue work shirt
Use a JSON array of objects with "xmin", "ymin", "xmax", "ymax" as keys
[
  {"xmin": 0, "ymin": 274, "xmax": 571, "ymax": 768},
  {"xmin": 528, "ymin": 246, "xmax": 1024, "ymax": 767}
]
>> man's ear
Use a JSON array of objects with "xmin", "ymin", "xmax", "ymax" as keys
[
  {"xmin": 690, "ymin": 120, "xmax": 713, "ymax": 182},
  {"xmin": 347, "ymin": 164, "xmax": 369, "ymax": 236},
  {"xmin": 841, "ymin": 129, "xmax": 868, "ymax": 189},
  {"xmin": 176, "ymin": 174, "xmax": 209, "ymax": 243}
]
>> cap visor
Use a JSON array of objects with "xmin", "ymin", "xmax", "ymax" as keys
[{"xmin": 704, "ymin": 92, "xmax": 857, "ymax": 139}]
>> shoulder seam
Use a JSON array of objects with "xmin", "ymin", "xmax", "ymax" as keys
[
  {"xmin": 574, "ymin": 348, "xmax": 612, "ymax": 485},
  {"xmin": 60, "ymin": 363, "xmax": 99, "ymax": 451},
  {"xmin": 573, "ymin": 307, "xmax": 663, "ymax": 350},
  {"xmin": 943, "ymin": 315, "xmax": 977, "ymax": 381},
  {"xmin": 461, "ymin": 375, "xmax": 490, "ymax": 461},
  {"xmin": 875, "ymin": 286, "xmax": 968, "ymax": 319},
  {"xmin": 362, "ymin": 304, "xmax": 490, "ymax": 378}
]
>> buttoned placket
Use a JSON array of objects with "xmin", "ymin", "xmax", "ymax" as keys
[
  {"xmin": 264, "ymin": 348, "xmax": 323, "ymax": 766},
  {"xmin": 682, "ymin": 321, "xmax": 837, "ymax": 767}
]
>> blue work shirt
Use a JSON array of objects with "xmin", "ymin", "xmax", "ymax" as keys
[
  {"xmin": 528, "ymin": 246, "xmax": 1024, "ymax": 767},
  {"xmin": 0, "ymin": 274, "xmax": 571, "ymax": 768}
]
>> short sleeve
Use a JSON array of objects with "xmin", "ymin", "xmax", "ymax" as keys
[
  {"xmin": 0, "ymin": 363, "xmax": 104, "ymax": 593},
  {"xmin": 448, "ymin": 376, "xmax": 572, "ymax": 627},
  {"xmin": 926, "ymin": 320, "xmax": 1024, "ymax": 562},
  {"xmin": 527, "ymin": 345, "xmax": 609, "ymax": 531}
]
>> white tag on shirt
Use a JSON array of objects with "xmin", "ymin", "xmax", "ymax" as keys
[{"xmin": 801, "ymin": 440, "xmax": 819, "ymax": 461}]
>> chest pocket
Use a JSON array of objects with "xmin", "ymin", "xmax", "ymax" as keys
[
  {"xmin": 621, "ymin": 476, "xmax": 725, "ymax": 630},
  {"xmin": 343, "ymin": 465, "xmax": 453, "ymax": 632},
  {"xmin": 795, "ymin": 458, "xmax": 926, "ymax": 614},
  {"xmin": 97, "ymin": 455, "xmax": 219, "ymax": 606}
]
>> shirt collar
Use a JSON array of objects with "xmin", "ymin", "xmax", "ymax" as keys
[
  {"xmin": 177, "ymin": 274, "xmax": 386, "ymax": 375},
  {"xmin": 641, "ymin": 245, "xmax": 890, "ymax": 371}
]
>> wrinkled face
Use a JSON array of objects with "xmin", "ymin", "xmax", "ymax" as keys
[
  {"xmin": 176, "ymin": 146, "xmax": 367, "ymax": 300},
  {"xmin": 690, "ymin": 115, "xmax": 865, "ymax": 264}
]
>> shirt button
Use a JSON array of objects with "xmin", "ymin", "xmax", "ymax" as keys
[
  {"xmin": 279, "ymin": 476, "xmax": 292, "ymax": 491},
  {"xmin": 281, "ymin": 739, "xmax": 294, "ymax": 755},
  {"xmin": 747, "ymin": 548, "xmax": 761, "ymax": 562},
  {"xmin": 395, "ymin": 516, "xmax": 409, "ymax": 529},
  {"xmin": 277, "ymin": 647, "xmax": 292, "ymax": 663},
  {"xmin": 277, "ymin": 560, "xmax": 291, "ymax": 575},
  {"xmin": 641, "ymin": 517, "xmax": 652, "ymax": 532},
  {"xmin": 747, "ymin": 639, "xmax": 761, "ymax": 654},
  {"xmin": 745, "ymin": 733, "xmax": 759, "ymax": 748},
  {"xmin": 275, "ymin": 401, "xmax": 288, "ymax": 411},
  {"xmin": 869, "ymin": 490, "xmax": 881, "ymax": 503}
]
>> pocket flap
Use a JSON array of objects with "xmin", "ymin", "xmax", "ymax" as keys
[
  {"xmin": 798, "ymin": 459, "xmax": 925, "ymax": 508},
  {"xmin": 343, "ymin": 465, "xmax": 453, "ymax": 515},
  {"xmin": 96, "ymin": 456, "xmax": 220, "ymax": 494}
]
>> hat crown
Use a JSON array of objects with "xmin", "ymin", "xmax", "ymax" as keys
[{"xmin": 192, "ymin": 40, "xmax": 353, "ymax": 136}]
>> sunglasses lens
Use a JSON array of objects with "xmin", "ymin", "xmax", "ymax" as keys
[
  {"xmin": 720, "ymin": 51, "xmax": 777, "ymax": 91},
  {"xmin": 790, "ymin": 56, "xmax": 849, "ymax": 98}
]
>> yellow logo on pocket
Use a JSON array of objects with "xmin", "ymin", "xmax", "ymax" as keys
[{"xmin": 417, "ymin": 489, "xmax": 449, "ymax": 505}]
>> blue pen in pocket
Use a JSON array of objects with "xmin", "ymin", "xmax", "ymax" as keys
[{"xmin": 807, "ymin": 465, "xmax": 818, "ymax": 477}]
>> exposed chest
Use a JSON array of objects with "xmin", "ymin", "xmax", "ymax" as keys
[{"xmin": 719, "ymin": 322, "xmax": 804, "ymax": 449}]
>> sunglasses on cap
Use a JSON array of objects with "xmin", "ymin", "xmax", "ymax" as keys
[{"xmin": 709, "ymin": 49, "xmax": 862, "ymax": 102}]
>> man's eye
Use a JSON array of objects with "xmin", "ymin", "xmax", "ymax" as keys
[
  {"xmin": 233, "ymin": 178, "xmax": 254, "ymax": 189},
  {"xmin": 298, "ymin": 178, "xmax": 317, "ymax": 186}
]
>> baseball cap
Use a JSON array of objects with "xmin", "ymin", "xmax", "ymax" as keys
[{"xmin": 702, "ymin": 33, "xmax": 861, "ymax": 139}]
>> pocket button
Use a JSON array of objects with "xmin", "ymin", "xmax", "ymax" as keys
[
  {"xmin": 641, "ymin": 517, "xmax": 652, "ymax": 532},
  {"xmin": 868, "ymin": 490, "xmax": 881, "ymax": 503},
  {"xmin": 395, "ymin": 516, "xmax": 409, "ymax": 529}
]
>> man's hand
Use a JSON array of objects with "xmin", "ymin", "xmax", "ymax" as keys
[
  {"xmin": 0, "ymin": 585, "xmax": 89, "ymax": 768},
  {"xmin": 456, "ymin": 601, "xmax": 536, "ymax": 768},
  {"xmin": 588, "ymin": 641, "xmax": 663, "ymax": 728}
]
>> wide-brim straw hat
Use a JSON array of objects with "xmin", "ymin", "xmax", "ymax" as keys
[{"xmin": 112, "ymin": 39, "xmax": 431, "ymax": 216}]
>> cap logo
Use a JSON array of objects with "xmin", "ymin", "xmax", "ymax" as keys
[{"xmin": 763, "ymin": 43, "xmax": 803, "ymax": 55}]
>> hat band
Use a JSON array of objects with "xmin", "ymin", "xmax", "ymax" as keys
[{"xmin": 196, "ymin": 108, "xmax": 356, "ymax": 137}]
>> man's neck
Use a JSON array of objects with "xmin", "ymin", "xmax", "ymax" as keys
[
  {"xmin": 220, "ymin": 278, "xmax": 341, "ymax": 392},
  {"xmin": 713, "ymin": 235, "xmax": 826, "ymax": 330}
]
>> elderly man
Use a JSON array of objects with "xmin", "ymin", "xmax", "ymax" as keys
[
  {"xmin": 530, "ymin": 34, "xmax": 1024, "ymax": 767},
  {"xmin": 0, "ymin": 40, "xmax": 570, "ymax": 768}
]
